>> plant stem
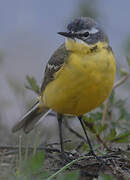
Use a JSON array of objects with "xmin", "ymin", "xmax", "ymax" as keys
[{"xmin": 47, "ymin": 155, "xmax": 87, "ymax": 180}]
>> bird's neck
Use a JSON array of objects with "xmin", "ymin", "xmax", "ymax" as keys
[{"xmin": 65, "ymin": 38, "xmax": 108, "ymax": 54}]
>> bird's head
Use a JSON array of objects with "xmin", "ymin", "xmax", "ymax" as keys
[{"xmin": 58, "ymin": 17, "xmax": 108, "ymax": 53}]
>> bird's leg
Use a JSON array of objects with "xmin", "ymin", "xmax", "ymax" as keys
[
  {"xmin": 78, "ymin": 116, "xmax": 102, "ymax": 161},
  {"xmin": 78, "ymin": 116, "xmax": 94, "ymax": 154},
  {"xmin": 57, "ymin": 114, "xmax": 73, "ymax": 162},
  {"xmin": 57, "ymin": 113, "xmax": 64, "ymax": 153}
]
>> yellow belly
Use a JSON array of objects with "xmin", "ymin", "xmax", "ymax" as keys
[{"xmin": 42, "ymin": 49, "xmax": 116, "ymax": 115}]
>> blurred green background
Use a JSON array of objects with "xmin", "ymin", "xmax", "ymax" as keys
[{"xmin": 0, "ymin": 0, "xmax": 130, "ymax": 144}]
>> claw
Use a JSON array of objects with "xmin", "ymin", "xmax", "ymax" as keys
[
  {"xmin": 88, "ymin": 150, "xmax": 107, "ymax": 165},
  {"xmin": 59, "ymin": 152, "xmax": 74, "ymax": 163}
]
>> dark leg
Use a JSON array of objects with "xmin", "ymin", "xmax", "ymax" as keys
[
  {"xmin": 78, "ymin": 116, "xmax": 94, "ymax": 154},
  {"xmin": 78, "ymin": 116, "xmax": 106, "ymax": 163},
  {"xmin": 57, "ymin": 114, "xmax": 64, "ymax": 153},
  {"xmin": 78, "ymin": 116, "xmax": 106, "ymax": 162},
  {"xmin": 78, "ymin": 116, "xmax": 105, "ymax": 162},
  {"xmin": 57, "ymin": 114, "xmax": 73, "ymax": 162}
]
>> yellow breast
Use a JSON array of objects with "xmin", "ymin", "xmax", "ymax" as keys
[{"xmin": 42, "ymin": 42, "xmax": 116, "ymax": 115}]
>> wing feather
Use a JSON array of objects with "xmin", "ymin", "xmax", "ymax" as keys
[{"xmin": 41, "ymin": 44, "xmax": 70, "ymax": 92}]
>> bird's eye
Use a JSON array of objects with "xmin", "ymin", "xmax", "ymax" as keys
[
  {"xmin": 76, "ymin": 31, "xmax": 89, "ymax": 39},
  {"xmin": 83, "ymin": 31, "xmax": 89, "ymax": 37}
]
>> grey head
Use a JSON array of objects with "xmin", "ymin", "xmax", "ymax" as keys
[{"xmin": 58, "ymin": 17, "xmax": 108, "ymax": 45}]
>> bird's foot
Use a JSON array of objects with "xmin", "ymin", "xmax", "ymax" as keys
[
  {"xmin": 88, "ymin": 150, "xmax": 107, "ymax": 165},
  {"xmin": 59, "ymin": 152, "xmax": 74, "ymax": 163}
]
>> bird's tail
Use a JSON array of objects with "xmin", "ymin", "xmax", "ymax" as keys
[{"xmin": 12, "ymin": 102, "xmax": 49, "ymax": 133}]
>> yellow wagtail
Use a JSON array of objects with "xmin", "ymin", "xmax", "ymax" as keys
[{"xmin": 12, "ymin": 17, "xmax": 116, "ymax": 157}]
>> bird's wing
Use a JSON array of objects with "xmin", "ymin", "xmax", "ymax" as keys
[{"xmin": 41, "ymin": 43, "xmax": 70, "ymax": 92}]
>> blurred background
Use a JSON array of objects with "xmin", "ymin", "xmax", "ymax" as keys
[{"xmin": 0, "ymin": 0, "xmax": 130, "ymax": 144}]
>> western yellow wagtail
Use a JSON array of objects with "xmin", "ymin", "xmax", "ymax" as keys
[{"xmin": 12, "ymin": 17, "xmax": 116, "ymax": 158}]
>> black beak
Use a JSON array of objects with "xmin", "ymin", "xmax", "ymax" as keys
[{"xmin": 58, "ymin": 32, "xmax": 75, "ymax": 38}]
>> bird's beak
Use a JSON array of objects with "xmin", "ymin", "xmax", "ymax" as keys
[{"xmin": 58, "ymin": 32, "xmax": 75, "ymax": 38}]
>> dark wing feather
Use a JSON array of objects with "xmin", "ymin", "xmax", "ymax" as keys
[{"xmin": 41, "ymin": 43, "xmax": 70, "ymax": 92}]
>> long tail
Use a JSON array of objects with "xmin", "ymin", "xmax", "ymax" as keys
[{"xmin": 12, "ymin": 102, "xmax": 49, "ymax": 133}]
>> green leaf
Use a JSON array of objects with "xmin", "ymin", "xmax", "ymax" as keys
[
  {"xmin": 109, "ymin": 131, "xmax": 130, "ymax": 143},
  {"xmin": 126, "ymin": 56, "xmax": 130, "ymax": 67},
  {"xmin": 82, "ymin": 143, "xmax": 90, "ymax": 152},
  {"xmin": 109, "ymin": 91, "xmax": 115, "ymax": 105},
  {"xmin": 83, "ymin": 113, "xmax": 107, "ymax": 135},
  {"xmin": 114, "ymin": 98, "xmax": 130, "ymax": 120},
  {"xmin": 23, "ymin": 151, "xmax": 45, "ymax": 175},
  {"xmin": 83, "ymin": 116, "xmax": 96, "ymax": 133},
  {"xmin": 90, "ymin": 112, "xmax": 103, "ymax": 121},
  {"xmin": 117, "ymin": 105, "xmax": 130, "ymax": 120},
  {"xmin": 105, "ymin": 128, "xmax": 117, "ymax": 141},
  {"xmin": 83, "ymin": 115, "xmax": 94, "ymax": 123},
  {"xmin": 119, "ymin": 107, "xmax": 127, "ymax": 120},
  {"xmin": 25, "ymin": 75, "xmax": 40, "ymax": 95},
  {"xmin": 94, "ymin": 123, "xmax": 108, "ymax": 135},
  {"xmin": 119, "ymin": 68, "xmax": 128, "ymax": 76}
]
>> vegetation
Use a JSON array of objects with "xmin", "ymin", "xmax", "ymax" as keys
[
  {"xmin": 0, "ymin": 57, "xmax": 129, "ymax": 179},
  {"xmin": 0, "ymin": 1, "xmax": 130, "ymax": 179}
]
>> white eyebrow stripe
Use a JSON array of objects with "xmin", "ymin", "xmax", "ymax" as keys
[
  {"xmin": 88, "ymin": 27, "xmax": 99, "ymax": 34},
  {"xmin": 77, "ymin": 28, "xmax": 99, "ymax": 35}
]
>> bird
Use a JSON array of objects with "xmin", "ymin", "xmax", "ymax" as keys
[{"xmin": 12, "ymin": 17, "xmax": 116, "ymax": 158}]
